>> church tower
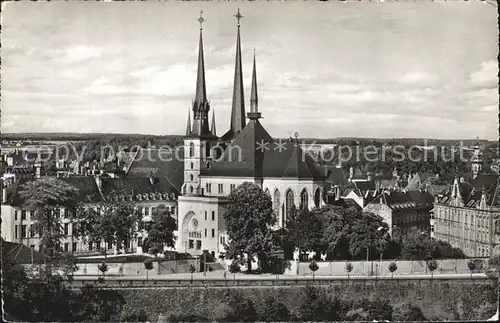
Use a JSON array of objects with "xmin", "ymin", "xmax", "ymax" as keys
[
  {"xmin": 183, "ymin": 11, "xmax": 218, "ymax": 195},
  {"xmin": 471, "ymin": 138, "xmax": 483, "ymax": 179},
  {"xmin": 222, "ymin": 9, "xmax": 246, "ymax": 142}
]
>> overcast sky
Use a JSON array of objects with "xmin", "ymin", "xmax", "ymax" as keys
[{"xmin": 2, "ymin": 2, "xmax": 498, "ymax": 140}]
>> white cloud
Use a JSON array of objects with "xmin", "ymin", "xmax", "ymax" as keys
[
  {"xmin": 400, "ymin": 72, "xmax": 440, "ymax": 86},
  {"xmin": 62, "ymin": 45, "xmax": 102, "ymax": 63},
  {"xmin": 468, "ymin": 60, "xmax": 498, "ymax": 89}
]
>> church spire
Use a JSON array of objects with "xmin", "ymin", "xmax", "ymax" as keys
[
  {"xmin": 186, "ymin": 107, "xmax": 192, "ymax": 135},
  {"xmin": 211, "ymin": 109, "xmax": 217, "ymax": 136},
  {"xmin": 195, "ymin": 12, "xmax": 207, "ymax": 105},
  {"xmin": 190, "ymin": 10, "xmax": 211, "ymax": 137},
  {"xmin": 248, "ymin": 48, "xmax": 261, "ymax": 121},
  {"xmin": 230, "ymin": 8, "xmax": 246, "ymax": 134}
]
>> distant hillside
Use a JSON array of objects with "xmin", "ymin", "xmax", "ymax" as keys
[
  {"xmin": 2, "ymin": 132, "xmax": 182, "ymax": 141},
  {"xmin": 2, "ymin": 133, "xmax": 494, "ymax": 147}
]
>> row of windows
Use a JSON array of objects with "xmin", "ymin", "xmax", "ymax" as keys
[
  {"xmin": 14, "ymin": 223, "xmax": 72, "ymax": 239},
  {"xmin": 142, "ymin": 206, "xmax": 175, "ymax": 216},
  {"xmin": 203, "ymin": 183, "xmax": 236, "ymax": 195},
  {"xmin": 15, "ymin": 208, "xmax": 71, "ymax": 220},
  {"xmin": 88, "ymin": 241, "xmax": 114, "ymax": 251},
  {"xmin": 393, "ymin": 213, "xmax": 428, "ymax": 225},
  {"xmin": 188, "ymin": 239, "xmax": 202, "ymax": 250},
  {"xmin": 204, "ymin": 211, "xmax": 216, "ymax": 221},
  {"xmin": 436, "ymin": 208, "xmax": 489, "ymax": 228}
]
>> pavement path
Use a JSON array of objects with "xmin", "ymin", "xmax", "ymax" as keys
[{"xmin": 72, "ymin": 272, "xmax": 488, "ymax": 281}]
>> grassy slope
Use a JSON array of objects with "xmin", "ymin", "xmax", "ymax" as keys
[{"xmin": 116, "ymin": 280, "xmax": 497, "ymax": 321}]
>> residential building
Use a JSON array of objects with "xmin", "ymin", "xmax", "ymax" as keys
[
  {"xmin": 433, "ymin": 174, "xmax": 500, "ymax": 257},
  {"xmin": 363, "ymin": 190, "xmax": 434, "ymax": 236}
]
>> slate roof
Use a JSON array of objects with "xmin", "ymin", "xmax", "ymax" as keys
[
  {"xmin": 342, "ymin": 180, "xmax": 377, "ymax": 201},
  {"xmin": 351, "ymin": 166, "xmax": 366, "ymax": 180},
  {"xmin": 322, "ymin": 166, "xmax": 348, "ymax": 186},
  {"xmin": 406, "ymin": 172, "xmax": 436, "ymax": 190},
  {"xmin": 437, "ymin": 174, "xmax": 499, "ymax": 207},
  {"xmin": 3, "ymin": 176, "xmax": 103, "ymax": 207},
  {"xmin": 2, "ymin": 239, "xmax": 45, "ymax": 264},
  {"xmin": 370, "ymin": 190, "xmax": 434, "ymax": 211},
  {"xmin": 202, "ymin": 120, "xmax": 324, "ymax": 180},
  {"xmin": 100, "ymin": 177, "xmax": 180, "ymax": 198},
  {"xmin": 333, "ymin": 198, "xmax": 362, "ymax": 211},
  {"xmin": 126, "ymin": 148, "xmax": 184, "ymax": 192}
]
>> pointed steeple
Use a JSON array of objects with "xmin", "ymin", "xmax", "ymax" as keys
[
  {"xmin": 190, "ymin": 10, "xmax": 212, "ymax": 137},
  {"xmin": 248, "ymin": 48, "xmax": 261, "ymax": 121},
  {"xmin": 195, "ymin": 14, "xmax": 207, "ymax": 105},
  {"xmin": 230, "ymin": 8, "xmax": 246, "ymax": 134},
  {"xmin": 211, "ymin": 109, "xmax": 217, "ymax": 136},
  {"xmin": 186, "ymin": 107, "xmax": 192, "ymax": 135}
]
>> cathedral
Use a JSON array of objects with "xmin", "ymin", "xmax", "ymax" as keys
[{"xmin": 176, "ymin": 11, "xmax": 326, "ymax": 258}]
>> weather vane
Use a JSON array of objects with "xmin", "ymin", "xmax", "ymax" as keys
[
  {"xmin": 234, "ymin": 8, "xmax": 243, "ymax": 27},
  {"xmin": 197, "ymin": 10, "xmax": 205, "ymax": 29}
]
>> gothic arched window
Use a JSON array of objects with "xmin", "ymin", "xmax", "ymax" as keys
[
  {"xmin": 264, "ymin": 188, "xmax": 270, "ymax": 196},
  {"xmin": 190, "ymin": 174, "xmax": 194, "ymax": 181},
  {"xmin": 314, "ymin": 187, "xmax": 321, "ymax": 208},
  {"xmin": 300, "ymin": 188, "xmax": 308, "ymax": 210},
  {"xmin": 189, "ymin": 143, "xmax": 194, "ymax": 157},
  {"xmin": 285, "ymin": 189, "xmax": 294, "ymax": 226},
  {"xmin": 273, "ymin": 189, "xmax": 280, "ymax": 219}
]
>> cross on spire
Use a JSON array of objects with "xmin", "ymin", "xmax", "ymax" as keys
[
  {"xmin": 234, "ymin": 8, "xmax": 243, "ymax": 27},
  {"xmin": 197, "ymin": 10, "xmax": 205, "ymax": 29}
]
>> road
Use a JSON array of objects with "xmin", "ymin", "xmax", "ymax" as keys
[
  {"xmin": 72, "ymin": 272, "xmax": 488, "ymax": 281},
  {"xmin": 69, "ymin": 272, "xmax": 489, "ymax": 289}
]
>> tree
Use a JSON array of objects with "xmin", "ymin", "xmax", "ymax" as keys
[
  {"xmin": 2, "ymin": 239, "xmax": 125, "ymax": 321},
  {"xmin": 392, "ymin": 301, "xmax": 426, "ymax": 321},
  {"xmin": 467, "ymin": 259, "xmax": 476, "ymax": 279},
  {"xmin": 145, "ymin": 204, "xmax": 176, "ymax": 255},
  {"xmin": 388, "ymin": 262, "xmax": 398, "ymax": 279},
  {"xmin": 98, "ymin": 261, "xmax": 109, "ymax": 281},
  {"xmin": 400, "ymin": 228, "xmax": 439, "ymax": 261},
  {"xmin": 299, "ymin": 286, "xmax": 340, "ymax": 321},
  {"xmin": 485, "ymin": 255, "xmax": 500, "ymax": 285},
  {"xmin": 321, "ymin": 206, "xmax": 359, "ymax": 260},
  {"xmin": 229, "ymin": 261, "xmax": 240, "ymax": 281},
  {"xmin": 309, "ymin": 260, "xmax": 319, "ymax": 281},
  {"xmin": 224, "ymin": 182, "xmax": 275, "ymax": 273},
  {"xmin": 427, "ymin": 259, "xmax": 438, "ymax": 279},
  {"xmin": 143, "ymin": 259, "xmax": 154, "ymax": 281},
  {"xmin": 189, "ymin": 264, "xmax": 196, "ymax": 283},
  {"xmin": 225, "ymin": 294, "xmax": 258, "ymax": 322},
  {"xmin": 18, "ymin": 177, "xmax": 80, "ymax": 265},
  {"xmin": 348, "ymin": 212, "xmax": 389, "ymax": 261},
  {"xmin": 75, "ymin": 198, "xmax": 142, "ymax": 258},
  {"xmin": 260, "ymin": 297, "xmax": 290, "ymax": 322},
  {"xmin": 345, "ymin": 262, "xmax": 353, "ymax": 280}
]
